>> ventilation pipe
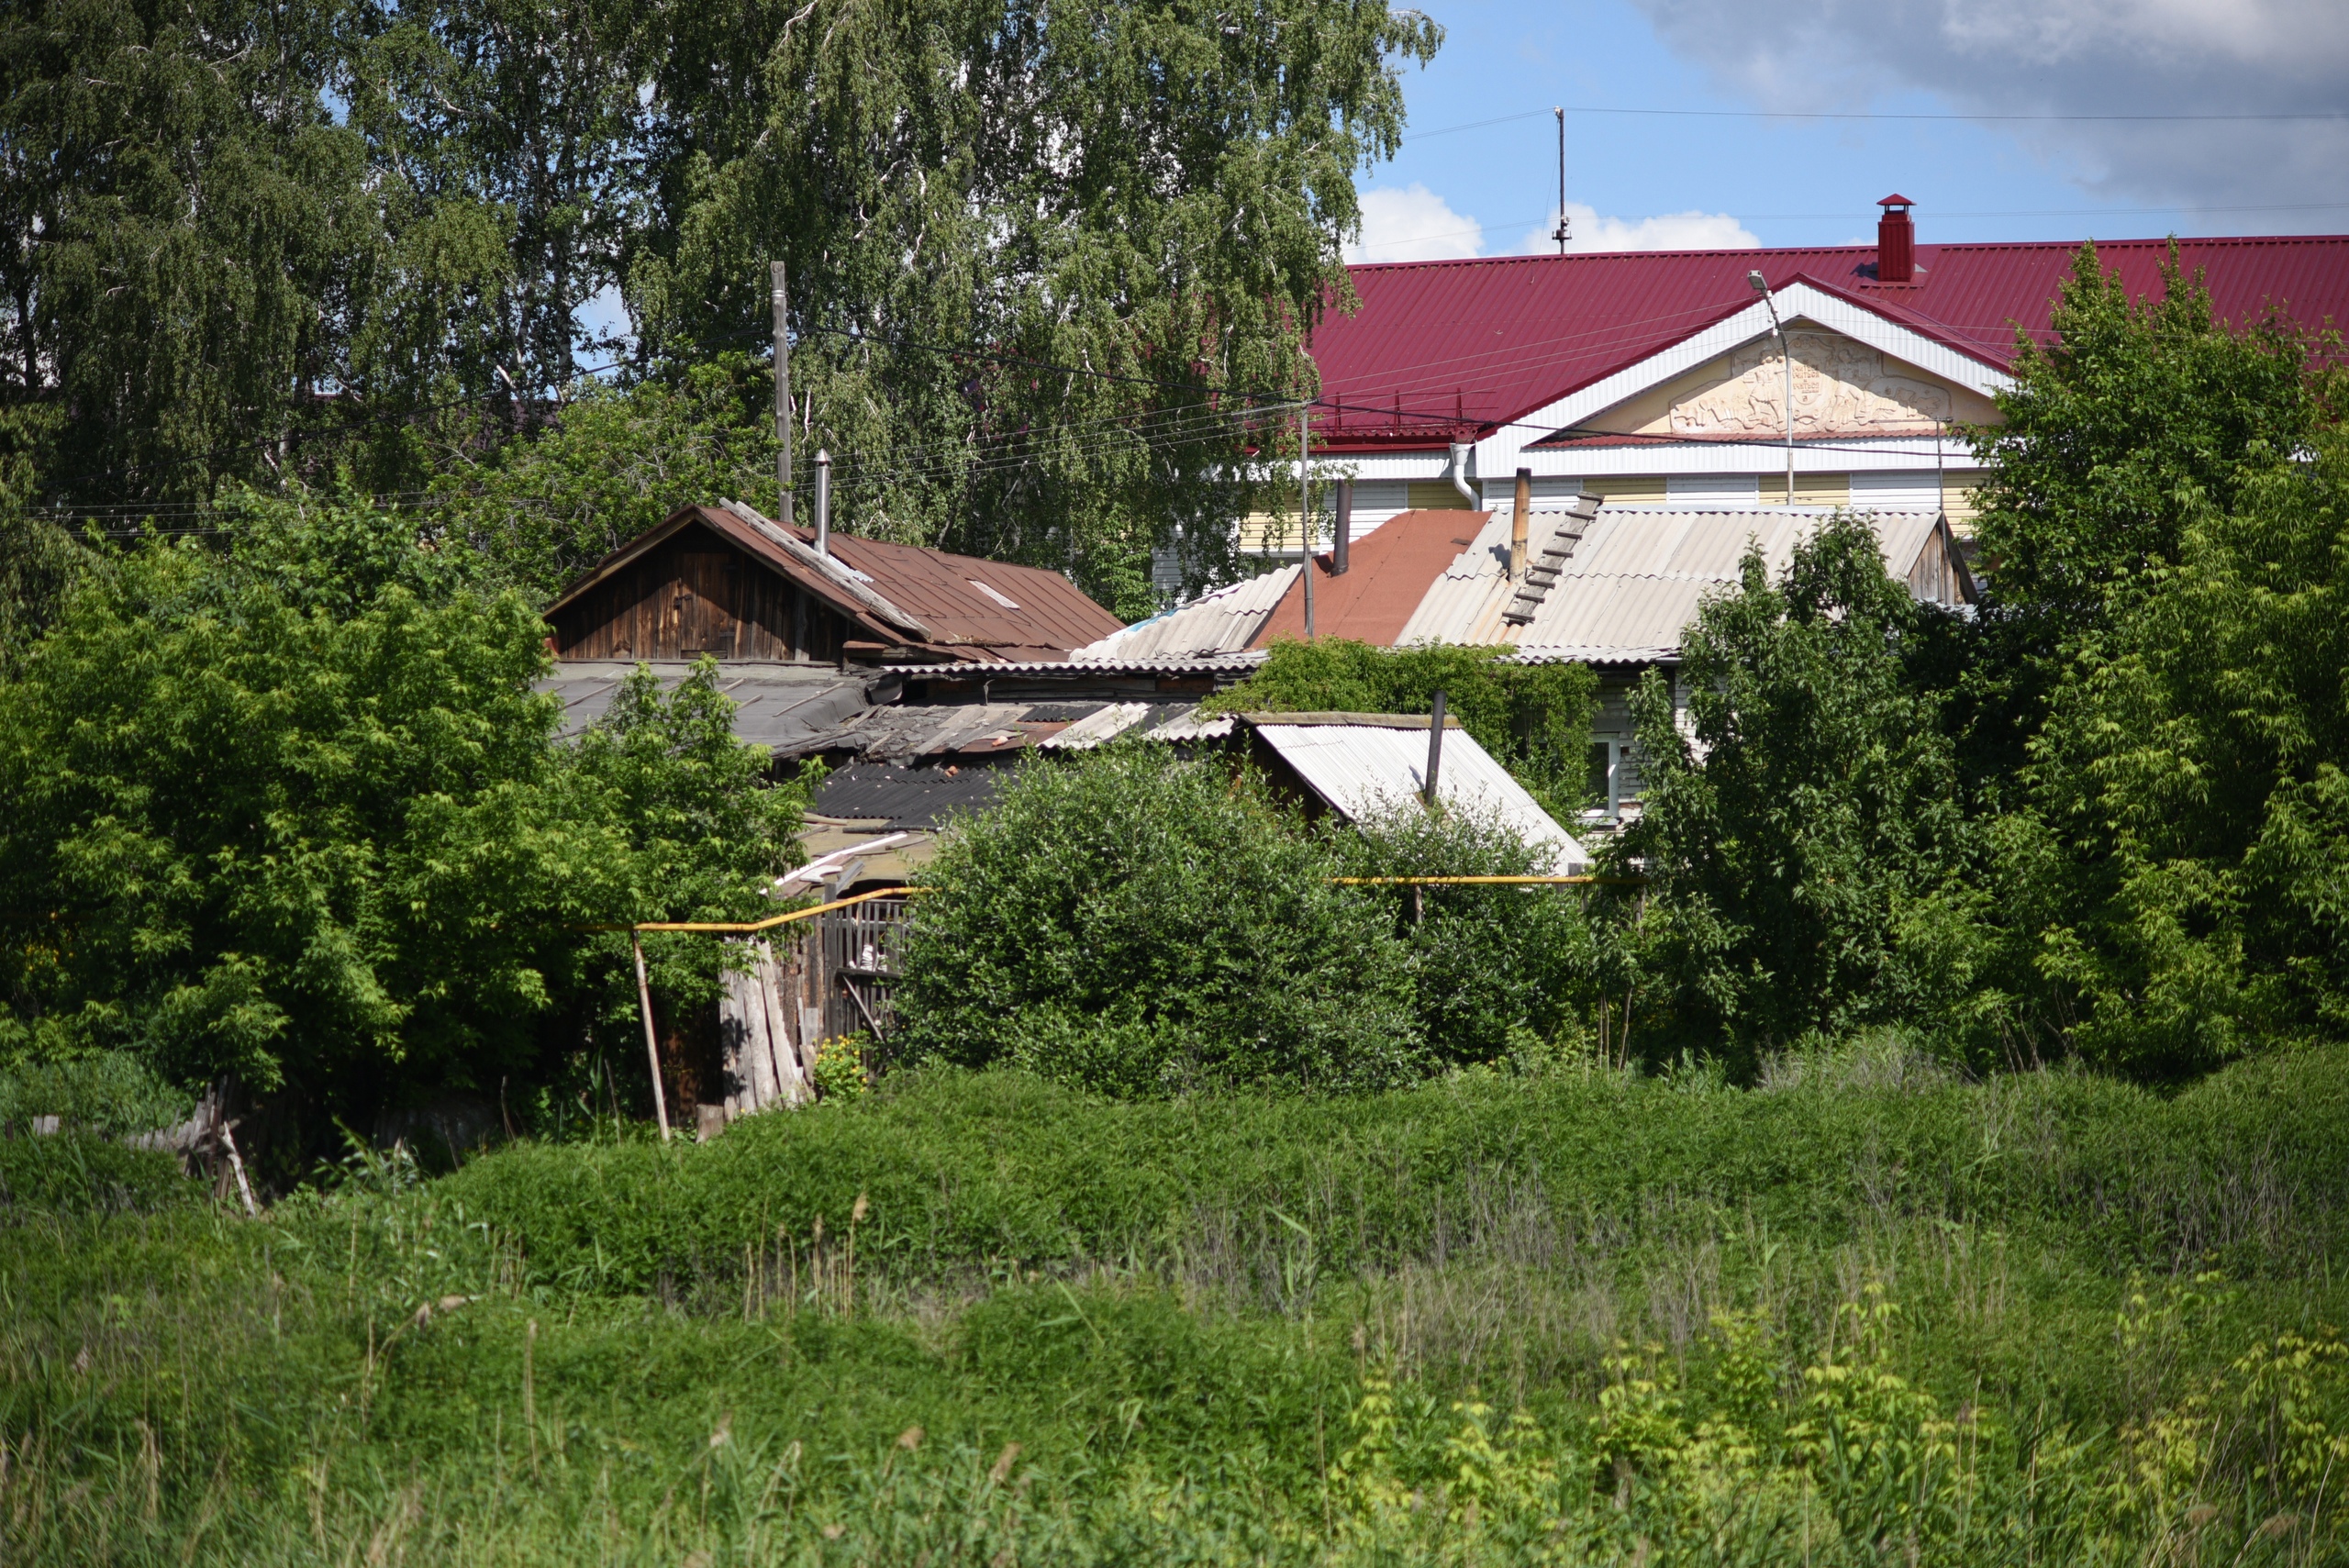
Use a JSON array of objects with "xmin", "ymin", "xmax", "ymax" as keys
[
  {"xmin": 813, "ymin": 450, "xmax": 831, "ymax": 554},
  {"xmin": 1447, "ymin": 441, "xmax": 1475, "ymax": 506},
  {"xmin": 1509, "ymin": 467, "xmax": 1532, "ymax": 580},
  {"xmin": 1876, "ymin": 195, "xmax": 1916, "ymax": 284},
  {"xmin": 1332, "ymin": 478, "xmax": 1353, "ymax": 575}
]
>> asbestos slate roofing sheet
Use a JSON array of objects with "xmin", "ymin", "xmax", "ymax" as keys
[
  {"xmin": 1251, "ymin": 721, "xmax": 1587, "ymax": 873},
  {"xmin": 539, "ymin": 662, "xmax": 871, "ymax": 752}
]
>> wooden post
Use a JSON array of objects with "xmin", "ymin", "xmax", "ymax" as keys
[
  {"xmin": 1422, "ymin": 690, "xmax": 1447, "ymax": 807},
  {"xmin": 632, "ymin": 932, "xmax": 672, "ymax": 1141}
]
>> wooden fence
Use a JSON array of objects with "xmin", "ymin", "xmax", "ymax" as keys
[{"xmin": 712, "ymin": 895, "xmax": 912, "ymax": 1128}]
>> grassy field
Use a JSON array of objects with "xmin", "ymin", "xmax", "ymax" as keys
[{"xmin": 8, "ymin": 1041, "xmax": 2349, "ymax": 1563}]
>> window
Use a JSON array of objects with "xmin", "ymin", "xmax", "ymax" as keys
[{"xmin": 1585, "ymin": 740, "xmax": 1620, "ymax": 820}]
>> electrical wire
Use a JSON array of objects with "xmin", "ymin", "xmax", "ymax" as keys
[{"xmin": 1406, "ymin": 105, "xmax": 2349, "ymax": 143}]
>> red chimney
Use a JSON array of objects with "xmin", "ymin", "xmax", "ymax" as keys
[{"xmin": 1876, "ymin": 195, "xmax": 1915, "ymax": 284}]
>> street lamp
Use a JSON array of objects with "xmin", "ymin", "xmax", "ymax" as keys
[{"xmin": 1748, "ymin": 270, "xmax": 1794, "ymax": 505}]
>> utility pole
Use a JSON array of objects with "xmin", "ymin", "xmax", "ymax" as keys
[
  {"xmin": 1552, "ymin": 109, "xmax": 1570, "ymax": 254},
  {"xmin": 1299, "ymin": 403, "xmax": 1315, "ymax": 639},
  {"xmin": 771, "ymin": 261, "xmax": 795, "ymax": 527}
]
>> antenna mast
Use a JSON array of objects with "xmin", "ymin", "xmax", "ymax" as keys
[{"xmin": 1552, "ymin": 108, "xmax": 1570, "ymax": 254}]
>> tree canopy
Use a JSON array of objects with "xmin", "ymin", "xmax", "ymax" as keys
[
  {"xmin": 0, "ymin": 501, "xmax": 805, "ymax": 1129},
  {"xmin": 5, "ymin": 0, "xmax": 1442, "ymax": 612}
]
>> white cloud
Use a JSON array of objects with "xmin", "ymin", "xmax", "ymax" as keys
[
  {"xmin": 1625, "ymin": 0, "xmax": 2349, "ymax": 223},
  {"xmin": 1346, "ymin": 184, "xmax": 1486, "ymax": 263},
  {"xmin": 1516, "ymin": 203, "xmax": 1760, "ymax": 254}
]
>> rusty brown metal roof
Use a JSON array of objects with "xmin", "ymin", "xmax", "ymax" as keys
[
  {"xmin": 544, "ymin": 502, "xmax": 1125, "ymax": 661},
  {"xmin": 816, "ymin": 532, "xmax": 1125, "ymax": 660}
]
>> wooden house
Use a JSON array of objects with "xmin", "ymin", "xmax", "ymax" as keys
[{"xmin": 544, "ymin": 499, "xmax": 1126, "ymax": 666}]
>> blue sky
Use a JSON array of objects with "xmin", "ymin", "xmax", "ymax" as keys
[{"xmin": 1346, "ymin": 0, "xmax": 2349, "ymax": 262}]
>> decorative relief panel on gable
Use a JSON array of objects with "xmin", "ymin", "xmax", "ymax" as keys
[{"xmin": 1669, "ymin": 329, "xmax": 1955, "ymax": 437}]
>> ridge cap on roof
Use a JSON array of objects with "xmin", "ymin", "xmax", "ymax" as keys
[{"xmin": 715, "ymin": 498, "xmax": 934, "ymax": 639}]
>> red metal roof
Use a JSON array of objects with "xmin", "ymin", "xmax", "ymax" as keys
[
  {"xmin": 1249, "ymin": 508, "xmax": 1495, "ymax": 647},
  {"xmin": 1309, "ymin": 234, "xmax": 2349, "ymax": 453}
]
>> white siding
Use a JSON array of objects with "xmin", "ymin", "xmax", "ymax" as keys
[
  {"xmin": 1480, "ymin": 473, "xmax": 1586, "ymax": 512},
  {"xmin": 1851, "ymin": 470, "xmax": 1945, "ymax": 512}
]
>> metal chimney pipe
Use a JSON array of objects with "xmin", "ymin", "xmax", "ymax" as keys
[
  {"xmin": 814, "ymin": 450, "xmax": 830, "ymax": 554},
  {"xmin": 1422, "ymin": 689, "xmax": 1447, "ymax": 808},
  {"xmin": 1510, "ymin": 467, "xmax": 1532, "ymax": 580},
  {"xmin": 1332, "ymin": 478, "xmax": 1353, "ymax": 575}
]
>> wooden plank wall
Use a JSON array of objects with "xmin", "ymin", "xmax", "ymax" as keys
[{"xmin": 551, "ymin": 531, "xmax": 844, "ymax": 662}]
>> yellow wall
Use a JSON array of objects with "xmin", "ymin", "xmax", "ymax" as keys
[
  {"xmin": 1943, "ymin": 471, "xmax": 1987, "ymax": 529},
  {"xmin": 1583, "ymin": 475, "xmax": 1667, "ymax": 504},
  {"xmin": 1406, "ymin": 480, "xmax": 1477, "ymax": 511},
  {"xmin": 1760, "ymin": 473, "xmax": 1852, "ymax": 506}
]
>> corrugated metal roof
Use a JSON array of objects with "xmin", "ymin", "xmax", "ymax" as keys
[
  {"xmin": 1075, "ymin": 569, "xmax": 1297, "ymax": 660},
  {"xmin": 1395, "ymin": 504, "xmax": 1949, "ymax": 660},
  {"xmin": 1249, "ymin": 719, "xmax": 1587, "ymax": 873},
  {"xmin": 538, "ymin": 661, "xmax": 872, "ymax": 752},
  {"xmin": 816, "ymin": 530, "xmax": 1126, "ymax": 658},
  {"xmin": 1311, "ymin": 234, "xmax": 2349, "ymax": 450},
  {"xmin": 972, "ymin": 651, "xmax": 1267, "ymax": 676}
]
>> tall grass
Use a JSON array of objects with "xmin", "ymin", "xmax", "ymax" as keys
[{"xmin": 6, "ymin": 1048, "xmax": 2349, "ymax": 1562}]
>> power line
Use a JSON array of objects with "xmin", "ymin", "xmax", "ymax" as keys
[{"xmin": 1406, "ymin": 105, "xmax": 2349, "ymax": 142}]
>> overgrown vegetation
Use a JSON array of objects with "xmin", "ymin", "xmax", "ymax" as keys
[
  {"xmin": 1607, "ymin": 246, "xmax": 2349, "ymax": 1082},
  {"xmin": 0, "ymin": 502, "xmax": 807, "ymax": 1149},
  {"xmin": 894, "ymin": 745, "xmax": 1598, "ymax": 1094},
  {"xmin": 9, "ymin": 1048, "xmax": 2349, "ymax": 1562}
]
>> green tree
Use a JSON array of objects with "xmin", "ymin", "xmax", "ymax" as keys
[
  {"xmin": 895, "ymin": 745, "xmax": 1420, "ymax": 1095},
  {"xmin": 1, "ymin": 0, "xmax": 397, "ymax": 506},
  {"xmin": 1206, "ymin": 639, "xmax": 1599, "ymax": 821},
  {"xmin": 0, "ymin": 503, "xmax": 804, "ymax": 1126},
  {"xmin": 1614, "ymin": 514, "xmax": 1978, "ymax": 1068},
  {"xmin": 427, "ymin": 354, "xmax": 780, "ymax": 598},
  {"xmin": 2013, "ymin": 430, "xmax": 2349, "ymax": 1077},
  {"xmin": 628, "ymin": 0, "xmax": 1440, "ymax": 615},
  {"xmin": 1957, "ymin": 242, "xmax": 2328, "ymax": 781}
]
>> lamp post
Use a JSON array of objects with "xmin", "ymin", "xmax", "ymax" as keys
[{"xmin": 1748, "ymin": 270, "xmax": 1794, "ymax": 505}]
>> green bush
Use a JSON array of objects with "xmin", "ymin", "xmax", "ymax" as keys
[
  {"xmin": 0, "ymin": 1130, "xmax": 195, "ymax": 1211},
  {"xmin": 0, "ymin": 505, "xmax": 807, "ymax": 1131},
  {"xmin": 0, "ymin": 1049, "xmax": 191, "ymax": 1138},
  {"xmin": 1615, "ymin": 512, "xmax": 1981, "ymax": 1071},
  {"xmin": 1337, "ymin": 803, "xmax": 1599, "ymax": 1068},
  {"xmin": 893, "ymin": 745, "xmax": 1421, "ymax": 1094}
]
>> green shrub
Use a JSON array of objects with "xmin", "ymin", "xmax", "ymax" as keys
[
  {"xmin": 0, "ymin": 1130, "xmax": 195, "ymax": 1211},
  {"xmin": 893, "ymin": 745, "xmax": 1421, "ymax": 1094},
  {"xmin": 0, "ymin": 509, "xmax": 806, "ymax": 1131},
  {"xmin": 1338, "ymin": 803, "xmax": 1599, "ymax": 1068},
  {"xmin": 0, "ymin": 1049, "xmax": 191, "ymax": 1138}
]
